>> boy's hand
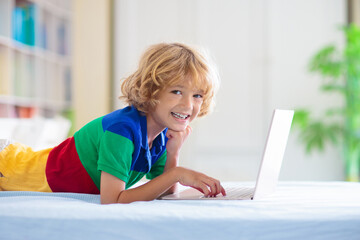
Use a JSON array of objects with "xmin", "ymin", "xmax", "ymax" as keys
[
  {"xmin": 176, "ymin": 167, "xmax": 226, "ymax": 197},
  {"xmin": 165, "ymin": 125, "xmax": 192, "ymax": 157}
]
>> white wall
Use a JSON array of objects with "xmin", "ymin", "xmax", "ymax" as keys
[{"xmin": 113, "ymin": 0, "xmax": 347, "ymax": 181}]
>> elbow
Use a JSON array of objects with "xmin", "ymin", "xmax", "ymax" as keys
[
  {"xmin": 115, "ymin": 190, "xmax": 133, "ymax": 204},
  {"xmin": 113, "ymin": 190, "xmax": 153, "ymax": 204},
  {"xmin": 100, "ymin": 199, "xmax": 131, "ymax": 204},
  {"xmin": 100, "ymin": 190, "xmax": 131, "ymax": 204}
]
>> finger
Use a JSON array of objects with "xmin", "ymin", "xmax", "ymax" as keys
[
  {"xmin": 202, "ymin": 179, "xmax": 217, "ymax": 197},
  {"xmin": 207, "ymin": 178, "xmax": 222, "ymax": 197},
  {"xmin": 213, "ymin": 179, "xmax": 221, "ymax": 195},
  {"xmin": 221, "ymin": 185, "xmax": 226, "ymax": 196},
  {"xmin": 207, "ymin": 178, "xmax": 220, "ymax": 195},
  {"xmin": 186, "ymin": 125, "xmax": 192, "ymax": 135},
  {"xmin": 195, "ymin": 182, "xmax": 210, "ymax": 197},
  {"xmin": 166, "ymin": 130, "xmax": 173, "ymax": 139},
  {"xmin": 194, "ymin": 187, "xmax": 204, "ymax": 194}
]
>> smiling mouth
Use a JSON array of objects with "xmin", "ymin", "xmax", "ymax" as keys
[{"xmin": 171, "ymin": 112, "xmax": 190, "ymax": 120}]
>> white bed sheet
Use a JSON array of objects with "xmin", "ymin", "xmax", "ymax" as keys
[{"xmin": 1, "ymin": 181, "xmax": 360, "ymax": 240}]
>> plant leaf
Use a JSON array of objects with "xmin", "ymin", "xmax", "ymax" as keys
[
  {"xmin": 292, "ymin": 109, "xmax": 310, "ymax": 130},
  {"xmin": 320, "ymin": 84, "xmax": 346, "ymax": 94},
  {"xmin": 326, "ymin": 108, "xmax": 345, "ymax": 116},
  {"xmin": 298, "ymin": 121, "xmax": 343, "ymax": 154},
  {"xmin": 309, "ymin": 45, "xmax": 343, "ymax": 78}
]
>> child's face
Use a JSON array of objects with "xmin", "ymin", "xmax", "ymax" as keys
[{"xmin": 147, "ymin": 78, "xmax": 203, "ymax": 132}]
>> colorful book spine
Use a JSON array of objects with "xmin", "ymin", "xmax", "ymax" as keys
[
  {"xmin": 58, "ymin": 21, "xmax": 66, "ymax": 55},
  {"xmin": 12, "ymin": 3, "xmax": 36, "ymax": 46},
  {"xmin": 12, "ymin": 7, "xmax": 24, "ymax": 42},
  {"xmin": 24, "ymin": 4, "xmax": 35, "ymax": 46}
]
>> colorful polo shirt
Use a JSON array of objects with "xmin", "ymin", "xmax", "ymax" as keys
[{"xmin": 46, "ymin": 106, "xmax": 168, "ymax": 193}]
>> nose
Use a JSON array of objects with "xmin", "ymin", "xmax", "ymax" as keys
[{"xmin": 180, "ymin": 95, "xmax": 193, "ymax": 110}]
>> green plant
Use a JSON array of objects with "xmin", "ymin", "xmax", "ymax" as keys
[{"xmin": 293, "ymin": 24, "xmax": 360, "ymax": 181}]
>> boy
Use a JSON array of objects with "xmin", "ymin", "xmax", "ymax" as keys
[{"xmin": 0, "ymin": 43, "xmax": 226, "ymax": 204}]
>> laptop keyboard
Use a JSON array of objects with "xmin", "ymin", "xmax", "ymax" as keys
[
  {"xmin": 201, "ymin": 186, "xmax": 254, "ymax": 199},
  {"xmin": 225, "ymin": 186, "xmax": 254, "ymax": 199}
]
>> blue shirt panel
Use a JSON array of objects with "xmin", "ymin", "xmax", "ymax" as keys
[{"xmin": 101, "ymin": 106, "xmax": 168, "ymax": 173}]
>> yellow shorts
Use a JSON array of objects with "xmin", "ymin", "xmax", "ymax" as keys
[{"xmin": 0, "ymin": 143, "xmax": 53, "ymax": 192}]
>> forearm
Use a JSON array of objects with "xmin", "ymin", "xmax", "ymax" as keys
[
  {"xmin": 164, "ymin": 151, "xmax": 179, "ymax": 171},
  {"xmin": 162, "ymin": 152, "xmax": 179, "ymax": 194},
  {"xmin": 102, "ymin": 166, "xmax": 225, "ymax": 204},
  {"xmin": 117, "ymin": 167, "xmax": 179, "ymax": 203}
]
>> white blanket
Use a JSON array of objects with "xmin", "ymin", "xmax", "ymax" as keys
[{"xmin": 1, "ymin": 181, "xmax": 360, "ymax": 240}]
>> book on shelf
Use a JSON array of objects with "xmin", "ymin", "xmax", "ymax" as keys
[
  {"xmin": 0, "ymin": 104, "xmax": 36, "ymax": 118},
  {"xmin": 12, "ymin": 7, "xmax": 23, "ymax": 43},
  {"xmin": 12, "ymin": 3, "xmax": 36, "ymax": 46},
  {"xmin": 15, "ymin": 105, "xmax": 37, "ymax": 118},
  {"xmin": 23, "ymin": 3, "xmax": 35, "ymax": 46},
  {"xmin": 0, "ymin": 103, "xmax": 15, "ymax": 117},
  {"xmin": 38, "ymin": 12, "xmax": 47, "ymax": 49},
  {"xmin": 64, "ymin": 67, "xmax": 72, "ymax": 102},
  {"xmin": 58, "ymin": 20, "xmax": 66, "ymax": 55},
  {"xmin": 0, "ymin": 46, "xmax": 11, "ymax": 95}
]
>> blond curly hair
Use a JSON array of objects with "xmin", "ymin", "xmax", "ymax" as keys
[{"xmin": 120, "ymin": 43, "xmax": 219, "ymax": 117}]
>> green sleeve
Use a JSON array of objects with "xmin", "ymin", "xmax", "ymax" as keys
[
  {"xmin": 97, "ymin": 130, "xmax": 134, "ymax": 183},
  {"xmin": 146, "ymin": 150, "xmax": 167, "ymax": 180}
]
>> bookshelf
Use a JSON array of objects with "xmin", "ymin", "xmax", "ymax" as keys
[{"xmin": 0, "ymin": 0, "xmax": 72, "ymax": 119}]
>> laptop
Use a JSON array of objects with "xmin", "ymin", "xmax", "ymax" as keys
[{"xmin": 161, "ymin": 109, "xmax": 294, "ymax": 200}]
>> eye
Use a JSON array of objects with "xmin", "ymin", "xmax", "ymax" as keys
[
  {"xmin": 171, "ymin": 90, "xmax": 182, "ymax": 95},
  {"xmin": 193, "ymin": 94, "xmax": 203, "ymax": 99}
]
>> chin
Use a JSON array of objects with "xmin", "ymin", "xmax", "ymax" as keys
[{"xmin": 168, "ymin": 125, "xmax": 187, "ymax": 132}]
